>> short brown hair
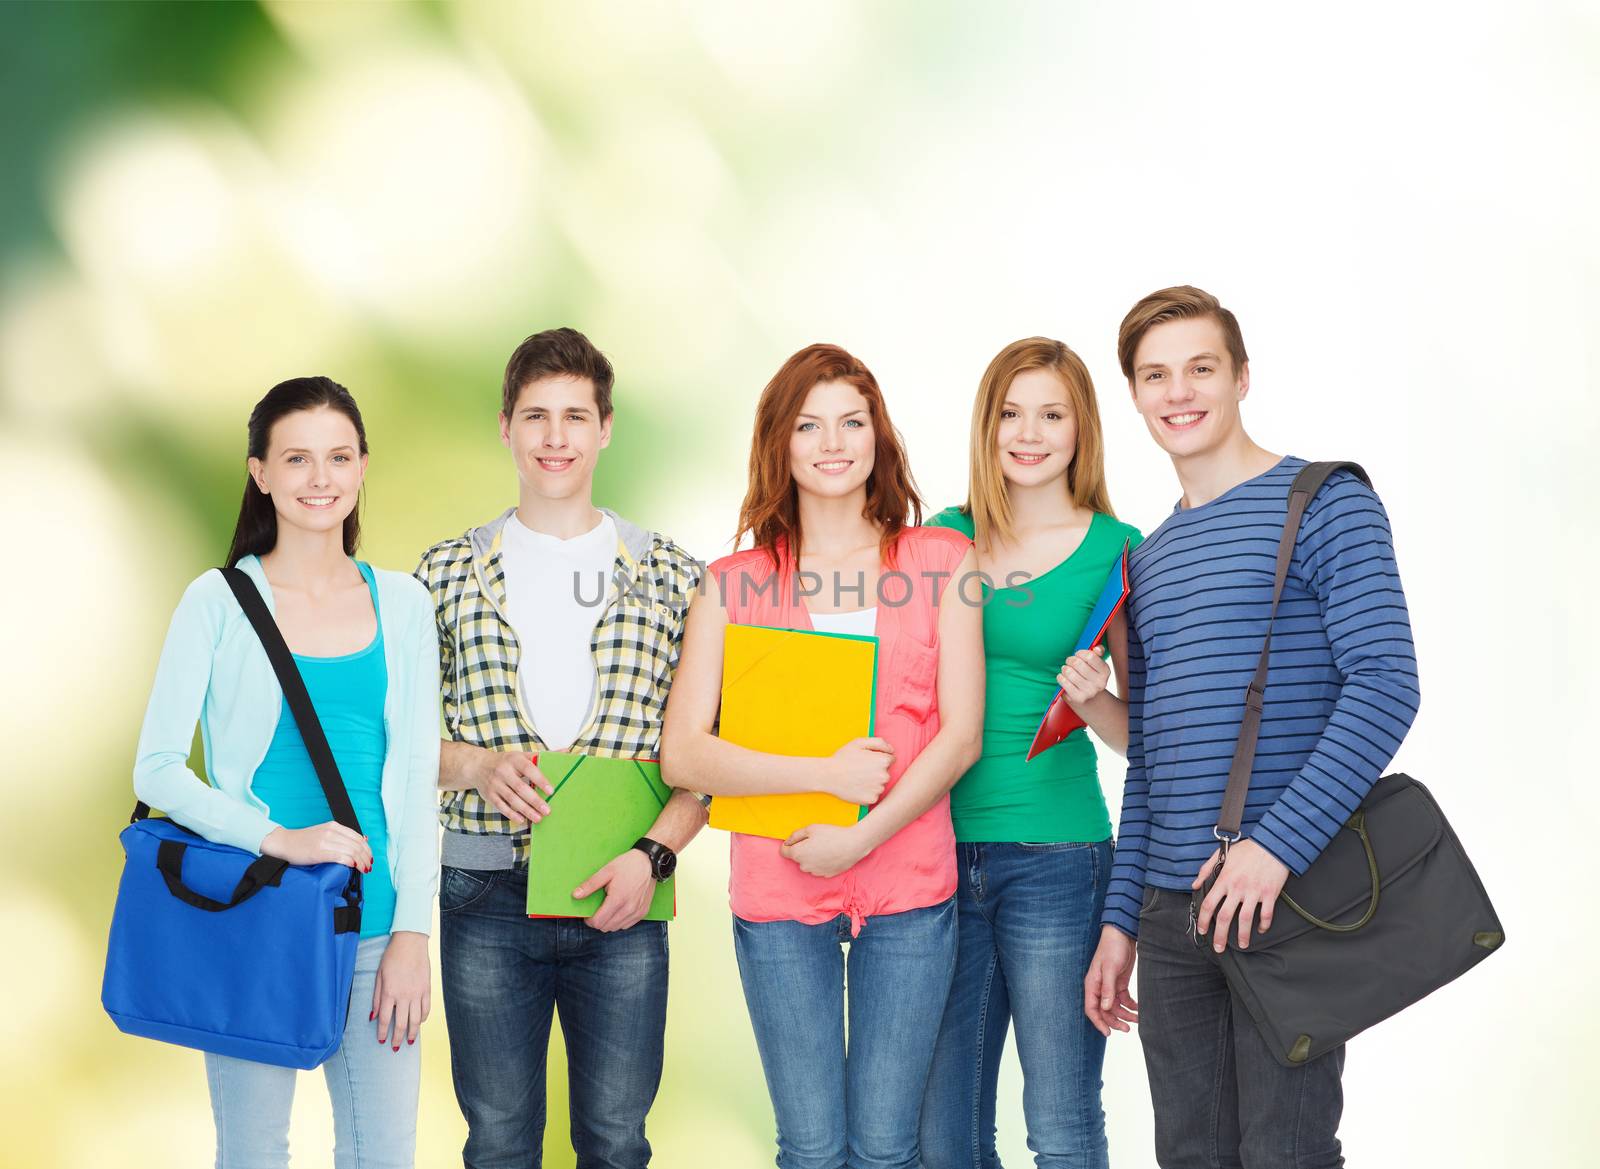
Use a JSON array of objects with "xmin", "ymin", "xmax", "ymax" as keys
[
  {"xmin": 965, "ymin": 337, "xmax": 1113, "ymax": 549},
  {"xmin": 1117, "ymin": 286, "xmax": 1248, "ymax": 381},
  {"xmin": 501, "ymin": 327, "xmax": 615, "ymax": 418},
  {"xmin": 734, "ymin": 343, "xmax": 922, "ymax": 564}
]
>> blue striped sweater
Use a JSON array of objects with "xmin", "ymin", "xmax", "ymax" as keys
[{"xmin": 1103, "ymin": 457, "xmax": 1420, "ymax": 938}]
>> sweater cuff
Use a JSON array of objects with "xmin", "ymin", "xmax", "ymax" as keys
[
  {"xmin": 390, "ymin": 889, "xmax": 436, "ymax": 937},
  {"xmin": 1247, "ymin": 819, "xmax": 1310, "ymax": 876},
  {"xmin": 217, "ymin": 806, "xmax": 280, "ymax": 857},
  {"xmin": 1101, "ymin": 903, "xmax": 1141, "ymax": 940}
]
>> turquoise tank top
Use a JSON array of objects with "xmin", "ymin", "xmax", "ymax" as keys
[{"xmin": 250, "ymin": 562, "xmax": 394, "ymax": 937}]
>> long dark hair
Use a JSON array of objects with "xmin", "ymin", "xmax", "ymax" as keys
[{"xmin": 225, "ymin": 376, "xmax": 368, "ymax": 567}]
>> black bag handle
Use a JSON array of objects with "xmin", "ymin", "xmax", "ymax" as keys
[
  {"xmin": 157, "ymin": 838, "xmax": 288, "ymax": 911},
  {"xmin": 1215, "ymin": 461, "xmax": 1371, "ymax": 841}
]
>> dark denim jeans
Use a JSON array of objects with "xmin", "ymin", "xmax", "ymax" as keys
[
  {"xmin": 1137, "ymin": 886, "xmax": 1345, "ymax": 1169},
  {"xmin": 922, "ymin": 840, "xmax": 1112, "ymax": 1169},
  {"xmin": 439, "ymin": 866, "xmax": 669, "ymax": 1169},
  {"xmin": 733, "ymin": 897, "xmax": 958, "ymax": 1169}
]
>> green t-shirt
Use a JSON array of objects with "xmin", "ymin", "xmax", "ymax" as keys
[{"xmin": 925, "ymin": 506, "xmax": 1143, "ymax": 843}]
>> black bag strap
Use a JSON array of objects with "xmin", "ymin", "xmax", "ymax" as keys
[
  {"xmin": 1215, "ymin": 461, "xmax": 1371, "ymax": 842},
  {"xmin": 134, "ymin": 568, "xmax": 366, "ymax": 833},
  {"xmin": 217, "ymin": 566, "xmax": 363, "ymax": 833}
]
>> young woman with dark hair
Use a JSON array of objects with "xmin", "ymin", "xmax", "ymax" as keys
[
  {"xmin": 662, "ymin": 344, "xmax": 986, "ymax": 1169},
  {"xmin": 132, "ymin": 377, "xmax": 440, "ymax": 1169}
]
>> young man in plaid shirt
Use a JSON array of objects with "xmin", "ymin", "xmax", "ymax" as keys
[{"xmin": 415, "ymin": 328, "xmax": 708, "ymax": 1169}]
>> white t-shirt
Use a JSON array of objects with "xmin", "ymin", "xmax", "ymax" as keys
[
  {"xmin": 808, "ymin": 607, "xmax": 878, "ymax": 639},
  {"xmin": 500, "ymin": 511, "xmax": 617, "ymax": 752}
]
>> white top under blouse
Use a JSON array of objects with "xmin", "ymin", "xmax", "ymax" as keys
[{"xmin": 807, "ymin": 606, "xmax": 878, "ymax": 639}]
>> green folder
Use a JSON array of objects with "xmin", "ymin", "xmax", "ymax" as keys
[{"xmin": 525, "ymin": 752, "xmax": 676, "ymax": 921}]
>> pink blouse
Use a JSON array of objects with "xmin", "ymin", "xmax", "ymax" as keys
[{"xmin": 711, "ymin": 526, "xmax": 971, "ymax": 935}]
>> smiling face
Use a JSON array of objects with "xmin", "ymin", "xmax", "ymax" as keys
[
  {"xmin": 788, "ymin": 379, "xmax": 876, "ymax": 500},
  {"xmin": 247, "ymin": 406, "xmax": 366, "ymax": 538},
  {"xmin": 499, "ymin": 374, "xmax": 612, "ymax": 502},
  {"xmin": 996, "ymin": 366, "xmax": 1079, "ymax": 489},
  {"xmin": 1128, "ymin": 315, "xmax": 1250, "ymax": 459}
]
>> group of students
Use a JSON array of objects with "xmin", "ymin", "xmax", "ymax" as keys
[{"xmin": 132, "ymin": 283, "xmax": 1420, "ymax": 1169}]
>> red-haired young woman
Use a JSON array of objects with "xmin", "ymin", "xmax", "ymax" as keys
[{"xmin": 663, "ymin": 344, "xmax": 985, "ymax": 1168}]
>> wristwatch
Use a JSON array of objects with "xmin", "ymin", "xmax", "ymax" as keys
[{"xmin": 632, "ymin": 837, "xmax": 677, "ymax": 882}]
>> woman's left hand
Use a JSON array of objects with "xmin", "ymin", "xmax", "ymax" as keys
[
  {"xmin": 781, "ymin": 823, "xmax": 871, "ymax": 878},
  {"xmin": 1058, "ymin": 648, "xmax": 1112, "ymax": 707},
  {"xmin": 372, "ymin": 931, "xmax": 430, "ymax": 1051}
]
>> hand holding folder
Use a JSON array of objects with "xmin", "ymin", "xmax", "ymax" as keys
[
  {"xmin": 525, "ymin": 752, "xmax": 675, "ymax": 921},
  {"xmin": 707, "ymin": 624, "xmax": 879, "ymax": 841},
  {"xmin": 1025, "ymin": 540, "xmax": 1132, "ymax": 762}
]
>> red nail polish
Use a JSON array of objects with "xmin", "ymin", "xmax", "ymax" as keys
[
  {"xmin": 393, "ymin": 1044, "xmax": 400, "ymax": 1052},
  {"xmin": 369, "ymin": 1010, "xmax": 376, "ymax": 1021},
  {"xmin": 407, "ymin": 1038, "xmax": 415, "ymax": 1046}
]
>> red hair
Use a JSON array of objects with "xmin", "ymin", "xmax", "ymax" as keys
[{"xmin": 734, "ymin": 343, "xmax": 922, "ymax": 564}]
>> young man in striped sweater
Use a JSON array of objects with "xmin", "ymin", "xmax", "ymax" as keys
[{"xmin": 1083, "ymin": 287, "xmax": 1419, "ymax": 1167}]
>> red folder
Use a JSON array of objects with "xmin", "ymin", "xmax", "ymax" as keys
[{"xmin": 1025, "ymin": 541, "xmax": 1131, "ymax": 761}]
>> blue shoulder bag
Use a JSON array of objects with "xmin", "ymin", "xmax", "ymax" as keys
[{"xmin": 102, "ymin": 567, "xmax": 365, "ymax": 1069}]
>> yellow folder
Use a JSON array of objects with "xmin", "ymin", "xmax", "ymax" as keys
[{"xmin": 707, "ymin": 623, "xmax": 879, "ymax": 840}]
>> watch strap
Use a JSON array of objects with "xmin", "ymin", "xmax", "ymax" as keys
[{"xmin": 632, "ymin": 836, "xmax": 675, "ymax": 881}]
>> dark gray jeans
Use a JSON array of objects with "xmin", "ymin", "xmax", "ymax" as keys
[{"xmin": 1136, "ymin": 886, "xmax": 1346, "ymax": 1169}]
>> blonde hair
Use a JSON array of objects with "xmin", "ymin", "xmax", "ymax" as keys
[{"xmin": 963, "ymin": 337, "xmax": 1113, "ymax": 549}]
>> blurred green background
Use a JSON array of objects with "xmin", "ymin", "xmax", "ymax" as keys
[{"xmin": 2, "ymin": 2, "xmax": 1594, "ymax": 1166}]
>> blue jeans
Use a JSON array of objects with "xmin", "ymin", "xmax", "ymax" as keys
[
  {"xmin": 922, "ymin": 841, "xmax": 1112, "ymax": 1169},
  {"xmin": 733, "ymin": 897, "xmax": 958, "ymax": 1169},
  {"xmin": 205, "ymin": 935, "xmax": 421, "ymax": 1169},
  {"xmin": 439, "ymin": 866, "xmax": 669, "ymax": 1169},
  {"xmin": 1137, "ymin": 886, "xmax": 1345, "ymax": 1168}
]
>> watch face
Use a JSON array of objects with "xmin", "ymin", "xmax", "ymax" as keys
[{"xmin": 654, "ymin": 849, "xmax": 677, "ymax": 881}]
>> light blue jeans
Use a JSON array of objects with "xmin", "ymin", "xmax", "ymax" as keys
[
  {"xmin": 733, "ymin": 897, "xmax": 958, "ymax": 1169},
  {"xmin": 204, "ymin": 935, "xmax": 421, "ymax": 1169}
]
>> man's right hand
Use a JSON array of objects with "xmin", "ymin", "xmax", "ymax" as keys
[
  {"xmin": 824, "ymin": 737, "xmax": 895, "ymax": 806},
  {"xmin": 1084, "ymin": 925, "xmax": 1140, "ymax": 1037},
  {"xmin": 470, "ymin": 748, "xmax": 554, "ymax": 824}
]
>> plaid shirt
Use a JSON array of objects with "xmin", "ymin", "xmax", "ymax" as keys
[{"xmin": 414, "ymin": 507, "xmax": 702, "ymax": 865}]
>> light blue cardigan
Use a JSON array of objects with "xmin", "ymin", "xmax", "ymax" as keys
[{"xmin": 132, "ymin": 555, "xmax": 441, "ymax": 936}]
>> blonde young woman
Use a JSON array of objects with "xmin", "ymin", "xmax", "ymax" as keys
[{"xmin": 920, "ymin": 339, "xmax": 1140, "ymax": 1169}]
